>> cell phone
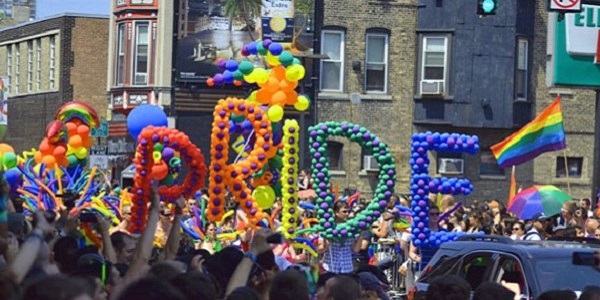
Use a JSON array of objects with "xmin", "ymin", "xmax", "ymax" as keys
[
  {"xmin": 79, "ymin": 211, "xmax": 98, "ymax": 223},
  {"xmin": 266, "ymin": 232, "xmax": 284, "ymax": 244},
  {"xmin": 572, "ymin": 251, "xmax": 599, "ymax": 266}
]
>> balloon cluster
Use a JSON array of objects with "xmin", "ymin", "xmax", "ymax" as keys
[
  {"xmin": 0, "ymin": 144, "xmax": 22, "ymax": 197},
  {"xmin": 281, "ymin": 119, "xmax": 300, "ymax": 239},
  {"xmin": 35, "ymin": 101, "xmax": 100, "ymax": 170},
  {"xmin": 148, "ymin": 141, "xmax": 183, "ymax": 186},
  {"xmin": 409, "ymin": 132, "xmax": 479, "ymax": 247},
  {"xmin": 206, "ymin": 39, "xmax": 311, "ymax": 122},
  {"xmin": 309, "ymin": 122, "xmax": 396, "ymax": 240},
  {"xmin": 130, "ymin": 126, "xmax": 208, "ymax": 233},
  {"xmin": 207, "ymin": 98, "xmax": 277, "ymax": 225}
]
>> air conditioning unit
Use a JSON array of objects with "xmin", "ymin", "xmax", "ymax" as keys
[
  {"xmin": 438, "ymin": 158, "xmax": 464, "ymax": 174},
  {"xmin": 134, "ymin": 73, "xmax": 148, "ymax": 85},
  {"xmin": 363, "ymin": 155, "xmax": 379, "ymax": 171},
  {"xmin": 421, "ymin": 80, "xmax": 444, "ymax": 96}
]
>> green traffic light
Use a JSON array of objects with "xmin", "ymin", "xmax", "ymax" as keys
[{"xmin": 482, "ymin": 0, "xmax": 495, "ymax": 13}]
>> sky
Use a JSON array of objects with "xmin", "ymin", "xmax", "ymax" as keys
[{"xmin": 36, "ymin": 0, "xmax": 111, "ymax": 19}]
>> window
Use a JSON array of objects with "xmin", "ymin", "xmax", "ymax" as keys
[
  {"xmin": 456, "ymin": 252, "xmax": 494, "ymax": 290},
  {"xmin": 556, "ymin": 157, "xmax": 583, "ymax": 178},
  {"xmin": 133, "ymin": 22, "xmax": 149, "ymax": 85},
  {"xmin": 493, "ymin": 255, "xmax": 528, "ymax": 299},
  {"xmin": 6, "ymin": 45, "xmax": 11, "ymax": 94},
  {"xmin": 49, "ymin": 36, "xmax": 55, "ymax": 90},
  {"xmin": 480, "ymin": 151, "xmax": 504, "ymax": 176},
  {"xmin": 361, "ymin": 148, "xmax": 378, "ymax": 171},
  {"xmin": 516, "ymin": 38, "xmax": 528, "ymax": 101},
  {"xmin": 326, "ymin": 141, "xmax": 344, "ymax": 171},
  {"xmin": 365, "ymin": 31, "xmax": 388, "ymax": 93},
  {"xmin": 437, "ymin": 152, "xmax": 463, "ymax": 175},
  {"xmin": 420, "ymin": 35, "xmax": 448, "ymax": 96},
  {"xmin": 36, "ymin": 39, "xmax": 41, "ymax": 90},
  {"xmin": 15, "ymin": 43, "xmax": 19, "ymax": 94},
  {"xmin": 116, "ymin": 23, "xmax": 125, "ymax": 86},
  {"xmin": 320, "ymin": 30, "xmax": 344, "ymax": 92},
  {"xmin": 27, "ymin": 40, "xmax": 32, "ymax": 92}
]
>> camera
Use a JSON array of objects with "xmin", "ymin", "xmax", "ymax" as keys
[{"xmin": 79, "ymin": 210, "xmax": 98, "ymax": 223}]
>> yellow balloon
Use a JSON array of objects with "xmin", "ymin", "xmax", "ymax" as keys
[
  {"xmin": 253, "ymin": 185, "xmax": 276, "ymax": 209},
  {"xmin": 266, "ymin": 53, "xmax": 281, "ymax": 67},
  {"xmin": 254, "ymin": 68, "xmax": 269, "ymax": 84},
  {"xmin": 153, "ymin": 151, "xmax": 162, "ymax": 164},
  {"xmin": 244, "ymin": 72, "xmax": 257, "ymax": 84},
  {"xmin": 267, "ymin": 105, "xmax": 284, "ymax": 122},
  {"xmin": 247, "ymin": 91, "xmax": 257, "ymax": 102},
  {"xmin": 285, "ymin": 65, "xmax": 305, "ymax": 81},
  {"xmin": 74, "ymin": 147, "xmax": 88, "ymax": 159},
  {"xmin": 294, "ymin": 95, "xmax": 310, "ymax": 111}
]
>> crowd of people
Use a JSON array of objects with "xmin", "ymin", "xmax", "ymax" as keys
[{"xmin": 1, "ymin": 169, "xmax": 600, "ymax": 300}]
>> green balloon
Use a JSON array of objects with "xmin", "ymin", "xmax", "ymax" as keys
[
  {"xmin": 153, "ymin": 143, "xmax": 164, "ymax": 152},
  {"xmin": 231, "ymin": 113, "xmax": 245, "ymax": 123},
  {"xmin": 2, "ymin": 152, "xmax": 17, "ymax": 169},
  {"xmin": 279, "ymin": 51, "xmax": 294, "ymax": 66},
  {"xmin": 233, "ymin": 70, "xmax": 244, "ymax": 80},
  {"xmin": 238, "ymin": 60, "xmax": 254, "ymax": 75}
]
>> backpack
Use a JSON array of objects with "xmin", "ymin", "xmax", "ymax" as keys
[{"xmin": 524, "ymin": 231, "xmax": 542, "ymax": 240}]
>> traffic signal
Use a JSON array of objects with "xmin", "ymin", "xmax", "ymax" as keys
[{"xmin": 477, "ymin": 0, "xmax": 497, "ymax": 15}]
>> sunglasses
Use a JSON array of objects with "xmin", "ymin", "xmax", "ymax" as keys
[{"xmin": 513, "ymin": 227, "xmax": 522, "ymax": 231}]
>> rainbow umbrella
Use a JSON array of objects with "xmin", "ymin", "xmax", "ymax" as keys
[{"xmin": 507, "ymin": 185, "xmax": 571, "ymax": 220}]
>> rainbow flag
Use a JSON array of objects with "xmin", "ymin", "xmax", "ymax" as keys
[{"xmin": 491, "ymin": 96, "xmax": 566, "ymax": 168}]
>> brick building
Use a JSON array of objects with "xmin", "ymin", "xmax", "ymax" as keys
[
  {"xmin": 0, "ymin": 13, "xmax": 109, "ymax": 152},
  {"xmin": 317, "ymin": 0, "xmax": 417, "ymax": 197}
]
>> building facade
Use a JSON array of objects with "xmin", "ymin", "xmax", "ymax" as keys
[
  {"xmin": 0, "ymin": 13, "xmax": 109, "ymax": 152},
  {"xmin": 317, "ymin": 0, "xmax": 417, "ymax": 197},
  {"xmin": 0, "ymin": 0, "xmax": 35, "ymax": 21}
]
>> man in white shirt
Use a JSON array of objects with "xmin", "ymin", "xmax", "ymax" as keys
[{"xmin": 524, "ymin": 213, "xmax": 546, "ymax": 241}]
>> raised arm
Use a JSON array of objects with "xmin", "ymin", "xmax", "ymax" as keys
[{"xmin": 164, "ymin": 196, "xmax": 185, "ymax": 261}]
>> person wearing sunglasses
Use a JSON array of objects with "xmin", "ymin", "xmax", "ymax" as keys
[
  {"xmin": 319, "ymin": 201, "xmax": 364, "ymax": 275},
  {"xmin": 405, "ymin": 204, "xmax": 441, "ymax": 292},
  {"xmin": 510, "ymin": 221, "xmax": 525, "ymax": 240}
]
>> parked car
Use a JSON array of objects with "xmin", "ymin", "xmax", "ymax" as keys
[{"xmin": 409, "ymin": 235, "xmax": 600, "ymax": 300}]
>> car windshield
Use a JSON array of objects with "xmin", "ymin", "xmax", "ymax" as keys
[{"xmin": 534, "ymin": 257, "xmax": 599, "ymax": 293}]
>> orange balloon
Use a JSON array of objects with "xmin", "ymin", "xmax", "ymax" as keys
[
  {"xmin": 39, "ymin": 139, "xmax": 51, "ymax": 153},
  {"xmin": 271, "ymin": 65, "xmax": 286, "ymax": 80},
  {"xmin": 69, "ymin": 135, "xmax": 83, "ymax": 148},
  {"xmin": 77, "ymin": 125, "xmax": 90, "ymax": 136},
  {"xmin": 66, "ymin": 122, "xmax": 78, "ymax": 134},
  {"xmin": 152, "ymin": 162, "xmax": 169, "ymax": 180},
  {"xmin": 57, "ymin": 156, "xmax": 69, "ymax": 167},
  {"xmin": 42, "ymin": 155, "xmax": 56, "ymax": 167},
  {"xmin": 272, "ymin": 91, "xmax": 287, "ymax": 106},
  {"xmin": 0, "ymin": 143, "xmax": 14, "ymax": 154},
  {"xmin": 53, "ymin": 145, "xmax": 67, "ymax": 156},
  {"xmin": 82, "ymin": 136, "xmax": 93, "ymax": 149},
  {"xmin": 34, "ymin": 151, "xmax": 42, "ymax": 163},
  {"xmin": 256, "ymin": 89, "xmax": 272, "ymax": 104}
]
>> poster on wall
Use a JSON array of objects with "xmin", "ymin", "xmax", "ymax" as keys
[
  {"xmin": 261, "ymin": 0, "xmax": 294, "ymax": 43},
  {"xmin": 174, "ymin": 0, "xmax": 314, "ymax": 83}
]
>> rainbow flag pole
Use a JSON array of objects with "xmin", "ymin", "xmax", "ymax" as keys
[{"xmin": 491, "ymin": 96, "xmax": 566, "ymax": 168}]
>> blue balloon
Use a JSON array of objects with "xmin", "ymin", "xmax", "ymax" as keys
[{"xmin": 127, "ymin": 104, "xmax": 168, "ymax": 140}]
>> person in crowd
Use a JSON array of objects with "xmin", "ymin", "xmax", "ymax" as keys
[
  {"xmin": 581, "ymin": 198, "xmax": 594, "ymax": 218},
  {"xmin": 201, "ymin": 222, "xmax": 222, "ymax": 254},
  {"xmin": 524, "ymin": 213, "xmax": 546, "ymax": 241},
  {"xmin": 473, "ymin": 282, "xmax": 516, "ymax": 300},
  {"xmin": 511, "ymin": 221, "xmax": 526, "ymax": 240},
  {"xmin": 316, "ymin": 274, "xmax": 361, "ymax": 300},
  {"xmin": 425, "ymin": 274, "xmax": 470, "ymax": 300},
  {"xmin": 466, "ymin": 210, "xmax": 484, "ymax": 233},
  {"xmin": 319, "ymin": 201, "xmax": 362, "ymax": 275}
]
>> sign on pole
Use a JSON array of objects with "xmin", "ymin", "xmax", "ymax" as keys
[
  {"xmin": 549, "ymin": 0, "xmax": 582, "ymax": 12},
  {"xmin": 91, "ymin": 121, "xmax": 109, "ymax": 138}
]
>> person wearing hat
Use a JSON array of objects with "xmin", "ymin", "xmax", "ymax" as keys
[{"xmin": 524, "ymin": 213, "xmax": 546, "ymax": 241}]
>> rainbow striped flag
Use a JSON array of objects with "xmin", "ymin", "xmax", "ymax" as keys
[{"xmin": 491, "ymin": 96, "xmax": 566, "ymax": 168}]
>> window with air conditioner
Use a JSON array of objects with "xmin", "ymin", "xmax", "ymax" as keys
[
  {"xmin": 438, "ymin": 158, "xmax": 464, "ymax": 175},
  {"xmin": 133, "ymin": 22, "xmax": 149, "ymax": 85},
  {"xmin": 362, "ymin": 155, "xmax": 379, "ymax": 171},
  {"xmin": 419, "ymin": 35, "xmax": 449, "ymax": 97}
]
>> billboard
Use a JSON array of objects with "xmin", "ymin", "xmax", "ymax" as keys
[
  {"xmin": 174, "ymin": 0, "xmax": 314, "ymax": 83},
  {"xmin": 261, "ymin": 0, "xmax": 294, "ymax": 43}
]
